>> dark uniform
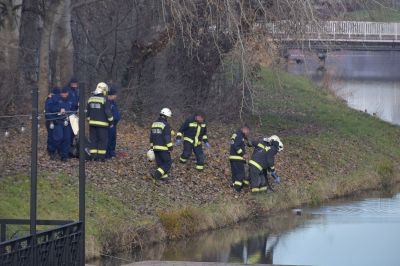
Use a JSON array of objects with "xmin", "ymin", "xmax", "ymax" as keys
[
  {"xmin": 86, "ymin": 93, "xmax": 113, "ymax": 160},
  {"xmin": 51, "ymin": 93, "xmax": 74, "ymax": 160},
  {"xmin": 44, "ymin": 88, "xmax": 60, "ymax": 158},
  {"xmin": 67, "ymin": 78, "xmax": 79, "ymax": 111},
  {"xmin": 177, "ymin": 116, "xmax": 208, "ymax": 170},
  {"xmin": 229, "ymin": 129, "xmax": 251, "ymax": 191},
  {"xmin": 106, "ymin": 98, "xmax": 120, "ymax": 158},
  {"xmin": 150, "ymin": 116, "xmax": 173, "ymax": 180},
  {"xmin": 248, "ymin": 143, "xmax": 279, "ymax": 193}
]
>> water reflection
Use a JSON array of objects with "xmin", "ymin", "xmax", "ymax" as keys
[
  {"xmin": 288, "ymin": 50, "xmax": 400, "ymax": 125},
  {"xmin": 93, "ymin": 189, "xmax": 400, "ymax": 266}
]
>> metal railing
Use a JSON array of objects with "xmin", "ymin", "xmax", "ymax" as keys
[
  {"xmin": 0, "ymin": 222, "xmax": 82, "ymax": 266},
  {"xmin": 264, "ymin": 21, "xmax": 400, "ymax": 42}
]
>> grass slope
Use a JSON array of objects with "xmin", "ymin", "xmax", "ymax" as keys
[
  {"xmin": 1, "ymin": 67, "xmax": 399, "ymax": 257},
  {"xmin": 344, "ymin": 9, "xmax": 400, "ymax": 22}
]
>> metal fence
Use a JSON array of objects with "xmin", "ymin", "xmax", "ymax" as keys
[{"xmin": 0, "ymin": 222, "xmax": 82, "ymax": 266}]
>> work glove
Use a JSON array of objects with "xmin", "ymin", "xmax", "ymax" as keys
[
  {"xmin": 205, "ymin": 142, "xmax": 211, "ymax": 149},
  {"xmin": 175, "ymin": 138, "xmax": 182, "ymax": 145},
  {"xmin": 271, "ymin": 171, "xmax": 281, "ymax": 184}
]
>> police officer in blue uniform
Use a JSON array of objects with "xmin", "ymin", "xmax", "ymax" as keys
[
  {"xmin": 45, "ymin": 87, "xmax": 60, "ymax": 160},
  {"xmin": 106, "ymin": 86, "xmax": 121, "ymax": 158},
  {"xmin": 67, "ymin": 77, "xmax": 79, "ymax": 111},
  {"xmin": 53, "ymin": 87, "xmax": 74, "ymax": 161},
  {"xmin": 176, "ymin": 111, "xmax": 210, "ymax": 171}
]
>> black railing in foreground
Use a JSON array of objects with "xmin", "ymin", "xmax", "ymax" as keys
[{"xmin": 0, "ymin": 221, "xmax": 82, "ymax": 266}]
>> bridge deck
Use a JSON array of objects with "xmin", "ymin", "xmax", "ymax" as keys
[
  {"xmin": 264, "ymin": 21, "xmax": 400, "ymax": 44},
  {"xmin": 122, "ymin": 261, "xmax": 301, "ymax": 266}
]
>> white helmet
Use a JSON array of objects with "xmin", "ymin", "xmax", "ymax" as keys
[
  {"xmin": 160, "ymin": 108, "xmax": 172, "ymax": 118},
  {"xmin": 94, "ymin": 82, "xmax": 109, "ymax": 95},
  {"xmin": 267, "ymin": 135, "xmax": 284, "ymax": 152},
  {"xmin": 147, "ymin": 149, "xmax": 155, "ymax": 161}
]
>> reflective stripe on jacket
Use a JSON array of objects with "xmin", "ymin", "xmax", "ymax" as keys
[
  {"xmin": 150, "ymin": 116, "xmax": 173, "ymax": 151},
  {"xmin": 86, "ymin": 94, "xmax": 113, "ymax": 127},
  {"xmin": 177, "ymin": 116, "xmax": 208, "ymax": 147},
  {"xmin": 249, "ymin": 145, "xmax": 278, "ymax": 171},
  {"xmin": 229, "ymin": 129, "xmax": 247, "ymax": 161}
]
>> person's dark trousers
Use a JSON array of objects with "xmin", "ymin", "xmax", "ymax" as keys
[
  {"xmin": 89, "ymin": 126, "xmax": 108, "ymax": 160},
  {"xmin": 230, "ymin": 160, "xmax": 246, "ymax": 191},
  {"xmin": 106, "ymin": 125, "xmax": 117, "ymax": 158},
  {"xmin": 60, "ymin": 125, "xmax": 72, "ymax": 160},
  {"xmin": 179, "ymin": 141, "xmax": 205, "ymax": 170},
  {"xmin": 249, "ymin": 165, "xmax": 266, "ymax": 193},
  {"xmin": 153, "ymin": 151, "xmax": 172, "ymax": 180},
  {"xmin": 46, "ymin": 121, "xmax": 56, "ymax": 156}
]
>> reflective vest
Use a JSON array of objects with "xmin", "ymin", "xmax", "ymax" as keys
[
  {"xmin": 249, "ymin": 145, "xmax": 278, "ymax": 172},
  {"xmin": 150, "ymin": 116, "xmax": 173, "ymax": 151},
  {"xmin": 86, "ymin": 94, "xmax": 113, "ymax": 127},
  {"xmin": 229, "ymin": 129, "xmax": 247, "ymax": 161},
  {"xmin": 177, "ymin": 116, "xmax": 208, "ymax": 147}
]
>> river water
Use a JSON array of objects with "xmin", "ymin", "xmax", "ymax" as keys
[
  {"xmin": 95, "ymin": 188, "xmax": 400, "ymax": 266},
  {"xmin": 288, "ymin": 50, "xmax": 400, "ymax": 125}
]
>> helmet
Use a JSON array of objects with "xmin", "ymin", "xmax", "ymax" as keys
[
  {"xmin": 267, "ymin": 135, "xmax": 284, "ymax": 152},
  {"xmin": 94, "ymin": 82, "xmax": 109, "ymax": 95},
  {"xmin": 147, "ymin": 149, "xmax": 155, "ymax": 161},
  {"xmin": 160, "ymin": 108, "xmax": 172, "ymax": 118}
]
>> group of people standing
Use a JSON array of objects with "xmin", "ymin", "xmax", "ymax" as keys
[
  {"xmin": 44, "ymin": 80, "xmax": 120, "ymax": 162},
  {"xmin": 148, "ymin": 108, "xmax": 284, "ymax": 193},
  {"xmin": 44, "ymin": 80, "xmax": 283, "ymax": 193}
]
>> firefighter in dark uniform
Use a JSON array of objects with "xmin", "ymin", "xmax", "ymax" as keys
[
  {"xmin": 86, "ymin": 82, "xmax": 113, "ymax": 161},
  {"xmin": 150, "ymin": 108, "xmax": 173, "ymax": 180},
  {"xmin": 248, "ymin": 135, "xmax": 283, "ymax": 193},
  {"xmin": 229, "ymin": 125, "xmax": 251, "ymax": 192},
  {"xmin": 176, "ymin": 111, "xmax": 210, "ymax": 171}
]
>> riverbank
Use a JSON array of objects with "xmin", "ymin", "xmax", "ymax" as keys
[{"xmin": 1, "ymin": 67, "xmax": 400, "ymax": 259}]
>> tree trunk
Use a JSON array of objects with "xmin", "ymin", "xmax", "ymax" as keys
[
  {"xmin": 37, "ymin": 0, "xmax": 63, "ymax": 110},
  {"xmin": 18, "ymin": 0, "xmax": 41, "ymax": 101}
]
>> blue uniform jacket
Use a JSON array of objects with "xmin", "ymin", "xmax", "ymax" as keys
[
  {"xmin": 110, "ymin": 101, "xmax": 120, "ymax": 125},
  {"xmin": 45, "ymin": 96, "xmax": 60, "ymax": 121},
  {"xmin": 67, "ymin": 87, "xmax": 79, "ymax": 111},
  {"xmin": 53, "ymin": 94, "xmax": 75, "ymax": 121}
]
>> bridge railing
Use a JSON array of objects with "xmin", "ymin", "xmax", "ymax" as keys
[
  {"xmin": 0, "ymin": 222, "xmax": 82, "ymax": 266},
  {"xmin": 263, "ymin": 21, "xmax": 400, "ymax": 41}
]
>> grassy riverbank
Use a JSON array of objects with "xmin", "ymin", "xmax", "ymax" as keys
[
  {"xmin": 1, "ymin": 67, "xmax": 400, "ymax": 258},
  {"xmin": 344, "ymin": 8, "xmax": 400, "ymax": 22}
]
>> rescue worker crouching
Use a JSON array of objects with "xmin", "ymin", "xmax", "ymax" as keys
[
  {"xmin": 150, "ymin": 108, "xmax": 173, "ymax": 180},
  {"xmin": 176, "ymin": 111, "xmax": 210, "ymax": 171},
  {"xmin": 229, "ymin": 125, "xmax": 251, "ymax": 192},
  {"xmin": 249, "ymin": 135, "xmax": 283, "ymax": 193},
  {"xmin": 87, "ymin": 82, "xmax": 114, "ymax": 162}
]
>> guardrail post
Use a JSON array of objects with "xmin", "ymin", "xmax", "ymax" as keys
[
  {"xmin": 0, "ymin": 224, "xmax": 5, "ymax": 242},
  {"xmin": 30, "ymin": 87, "xmax": 38, "ymax": 266}
]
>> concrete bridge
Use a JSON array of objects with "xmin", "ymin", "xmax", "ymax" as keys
[{"xmin": 262, "ymin": 21, "xmax": 400, "ymax": 50}]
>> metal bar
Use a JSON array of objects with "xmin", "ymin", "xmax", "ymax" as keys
[
  {"xmin": 30, "ymin": 87, "xmax": 38, "ymax": 266},
  {"xmin": 0, "ymin": 219, "xmax": 74, "ymax": 226},
  {"xmin": 78, "ymin": 83, "xmax": 86, "ymax": 266},
  {"xmin": 0, "ymin": 223, "xmax": 5, "ymax": 242}
]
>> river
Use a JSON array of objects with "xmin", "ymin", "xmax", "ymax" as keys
[
  {"xmin": 93, "ymin": 188, "xmax": 400, "ymax": 266},
  {"xmin": 288, "ymin": 50, "xmax": 400, "ymax": 125}
]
